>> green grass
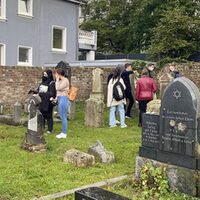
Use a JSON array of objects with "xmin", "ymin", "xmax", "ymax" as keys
[
  {"xmin": 0, "ymin": 102, "xmax": 196, "ymax": 200},
  {"xmin": 0, "ymin": 102, "xmax": 141, "ymax": 199}
]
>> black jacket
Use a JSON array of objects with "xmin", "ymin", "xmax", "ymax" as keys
[
  {"xmin": 38, "ymin": 81, "xmax": 56, "ymax": 114},
  {"xmin": 121, "ymin": 70, "xmax": 134, "ymax": 92}
]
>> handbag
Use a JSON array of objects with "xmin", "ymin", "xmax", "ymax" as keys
[{"xmin": 68, "ymin": 86, "xmax": 78, "ymax": 101}]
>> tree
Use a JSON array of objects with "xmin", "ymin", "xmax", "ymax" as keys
[
  {"xmin": 80, "ymin": 0, "xmax": 200, "ymax": 58},
  {"xmin": 80, "ymin": 0, "xmax": 131, "ymax": 54},
  {"xmin": 148, "ymin": 5, "xmax": 200, "ymax": 59}
]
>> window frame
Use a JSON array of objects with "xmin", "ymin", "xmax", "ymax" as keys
[
  {"xmin": 52, "ymin": 25, "xmax": 67, "ymax": 53},
  {"xmin": 17, "ymin": 45, "xmax": 32, "ymax": 66},
  {"xmin": 18, "ymin": 0, "xmax": 33, "ymax": 18},
  {"xmin": 0, "ymin": 43, "xmax": 6, "ymax": 66},
  {"xmin": 0, "ymin": 0, "xmax": 6, "ymax": 20}
]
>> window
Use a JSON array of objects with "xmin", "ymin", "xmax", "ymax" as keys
[
  {"xmin": 18, "ymin": 0, "xmax": 33, "ymax": 17},
  {"xmin": 18, "ymin": 46, "xmax": 32, "ymax": 66},
  {"xmin": 0, "ymin": 43, "xmax": 5, "ymax": 65},
  {"xmin": 0, "ymin": 0, "xmax": 6, "ymax": 20},
  {"xmin": 52, "ymin": 26, "xmax": 67, "ymax": 52}
]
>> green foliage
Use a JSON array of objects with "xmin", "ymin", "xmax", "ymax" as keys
[
  {"xmin": 156, "ymin": 57, "xmax": 188, "ymax": 68},
  {"xmin": 81, "ymin": 0, "xmax": 200, "ymax": 60},
  {"xmin": 80, "ymin": 0, "xmax": 131, "ymax": 54},
  {"xmin": 148, "ymin": 6, "xmax": 200, "ymax": 60},
  {"xmin": 137, "ymin": 164, "xmax": 169, "ymax": 199}
]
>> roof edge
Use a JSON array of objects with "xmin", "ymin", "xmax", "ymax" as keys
[{"xmin": 65, "ymin": 0, "xmax": 87, "ymax": 5}]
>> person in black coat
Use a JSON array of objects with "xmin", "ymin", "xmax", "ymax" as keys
[
  {"xmin": 121, "ymin": 63, "xmax": 135, "ymax": 118},
  {"xmin": 38, "ymin": 70, "xmax": 56, "ymax": 134}
]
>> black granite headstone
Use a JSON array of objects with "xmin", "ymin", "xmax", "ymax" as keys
[
  {"xmin": 142, "ymin": 114, "xmax": 160, "ymax": 149},
  {"xmin": 159, "ymin": 77, "xmax": 200, "ymax": 157},
  {"xmin": 56, "ymin": 61, "xmax": 71, "ymax": 84},
  {"xmin": 139, "ymin": 77, "xmax": 200, "ymax": 169},
  {"xmin": 75, "ymin": 187, "xmax": 130, "ymax": 200}
]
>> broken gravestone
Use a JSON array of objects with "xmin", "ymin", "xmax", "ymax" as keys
[
  {"xmin": 22, "ymin": 95, "xmax": 46, "ymax": 152},
  {"xmin": 63, "ymin": 149, "xmax": 95, "ymax": 167},
  {"xmin": 88, "ymin": 141, "xmax": 115, "ymax": 163}
]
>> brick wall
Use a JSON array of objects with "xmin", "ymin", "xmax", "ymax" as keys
[
  {"xmin": 1, "ymin": 62, "xmax": 200, "ymax": 108},
  {"xmin": 157, "ymin": 62, "xmax": 200, "ymax": 88},
  {"xmin": 0, "ymin": 66, "xmax": 112, "ymax": 107}
]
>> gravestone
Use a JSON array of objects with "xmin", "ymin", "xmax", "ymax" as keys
[
  {"xmin": 0, "ymin": 101, "xmax": 4, "ymax": 115},
  {"xmin": 85, "ymin": 68, "xmax": 104, "ymax": 127},
  {"xmin": 158, "ymin": 73, "xmax": 173, "ymax": 99},
  {"xmin": 75, "ymin": 187, "xmax": 130, "ymax": 200},
  {"xmin": 56, "ymin": 60, "xmax": 75, "ymax": 120},
  {"xmin": 13, "ymin": 102, "xmax": 22, "ymax": 124},
  {"xmin": 137, "ymin": 77, "xmax": 200, "ymax": 197},
  {"xmin": 146, "ymin": 99, "xmax": 161, "ymax": 115},
  {"xmin": 22, "ymin": 95, "xmax": 46, "ymax": 152},
  {"xmin": 88, "ymin": 141, "xmax": 115, "ymax": 163},
  {"xmin": 56, "ymin": 61, "xmax": 71, "ymax": 83},
  {"xmin": 63, "ymin": 149, "xmax": 95, "ymax": 167}
]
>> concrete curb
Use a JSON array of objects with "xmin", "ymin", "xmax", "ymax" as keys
[{"xmin": 33, "ymin": 175, "xmax": 128, "ymax": 200}]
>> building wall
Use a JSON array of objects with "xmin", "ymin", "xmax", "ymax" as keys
[
  {"xmin": 0, "ymin": 0, "xmax": 79, "ymax": 66},
  {"xmin": 1, "ymin": 63, "xmax": 200, "ymax": 107}
]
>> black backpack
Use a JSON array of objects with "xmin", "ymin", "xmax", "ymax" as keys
[{"xmin": 113, "ymin": 78, "xmax": 125, "ymax": 101}]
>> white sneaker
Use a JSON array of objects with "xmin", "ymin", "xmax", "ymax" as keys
[
  {"xmin": 56, "ymin": 133, "xmax": 67, "ymax": 139},
  {"xmin": 109, "ymin": 124, "xmax": 117, "ymax": 128},
  {"xmin": 116, "ymin": 120, "xmax": 120, "ymax": 125},
  {"xmin": 47, "ymin": 131, "xmax": 52, "ymax": 134},
  {"xmin": 121, "ymin": 124, "xmax": 127, "ymax": 128}
]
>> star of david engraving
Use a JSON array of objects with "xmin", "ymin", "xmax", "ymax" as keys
[{"xmin": 173, "ymin": 89, "xmax": 181, "ymax": 99}]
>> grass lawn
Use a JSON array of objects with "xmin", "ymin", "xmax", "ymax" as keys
[
  {"xmin": 0, "ymin": 102, "xmax": 197, "ymax": 200},
  {"xmin": 0, "ymin": 102, "xmax": 141, "ymax": 200}
]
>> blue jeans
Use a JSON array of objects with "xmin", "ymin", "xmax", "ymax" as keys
[
  {"xmin": 109, "ymin": 103, "xmax": 125, "ymax": 127},
  {"xmin": 57, "ymin": 96, "xmax": 69, "ymax": 134}
]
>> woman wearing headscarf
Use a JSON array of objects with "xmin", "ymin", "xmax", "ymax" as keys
[{"xmin": 38, "ymin": 70, "xmax": 56, "ymax": 134}]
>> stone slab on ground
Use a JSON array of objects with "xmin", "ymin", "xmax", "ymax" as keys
[
  {"xmin": 88, "ymin": 141, "xmax": 115, "ymax": 163},
  {"xmin": 63, "ymin": 149, "xmax": 95, "ymax": 167}
]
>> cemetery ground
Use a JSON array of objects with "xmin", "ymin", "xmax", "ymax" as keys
[{"xmin": 0, "ymin": 102, "xmax": 198, "ymax": 200}]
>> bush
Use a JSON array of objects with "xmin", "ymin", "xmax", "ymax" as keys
[{"xmin": 137, "ymin": 164, "xmax": 169, "ymax": 199}]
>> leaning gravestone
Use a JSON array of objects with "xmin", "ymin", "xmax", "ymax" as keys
[
  {"xmin": 22, "ymin": 95, "xmax": 46, "ymax": 152},
  {"xmin": 85, "ymin": 68, "xmax": 104, "ymax": 127},
  {"xmin": 136, "ymin": 77, "xmax": 200, "ymax": 197}
]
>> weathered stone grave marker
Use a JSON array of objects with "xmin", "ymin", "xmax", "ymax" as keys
[{"xmin": 85, "ymin": 68, "xmax": 104, "ymax": 127}]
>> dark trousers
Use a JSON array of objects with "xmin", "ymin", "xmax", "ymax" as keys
[
  {"xmin": 138, "ymin": 100, "xmax": 150, "ymax": 125},
  {"xmin": 125, "ymin": 91, "xmax": 135, "ymax": 117},
  {"xmin": 42, "ymin": 106, "xmax": 54, "ymax": 132}
]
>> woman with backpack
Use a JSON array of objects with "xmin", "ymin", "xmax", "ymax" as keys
[{"xmin": 107, "ymin": 65, "xmax": 127, "ymax": 128}]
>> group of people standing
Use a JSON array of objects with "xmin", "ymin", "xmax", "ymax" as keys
[
  {"xmin": 37, "ymin": 68, "xmax": 70, "ymax": 139},
  {"xmin": 107, "ymin": 63, "xmax": 157, "ymax": 128},
  {"xmin": 33, "ymin": 61, "xmax": 180, "ymax": 140}
]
